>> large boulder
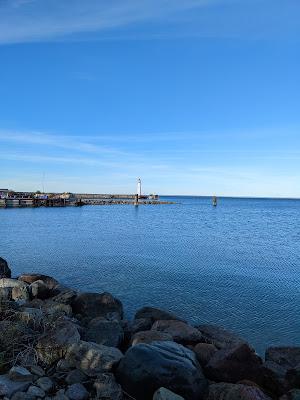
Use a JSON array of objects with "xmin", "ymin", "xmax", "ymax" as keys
[
  {"xmin": 65, "ymin": 340, "xmax": 123, "ymax": 376},
  {"xmin": 196, "ymin": 324, "xmax": 247, "ymax": 349},
  {"xmin": 84, "ymin": 317, "xmax": 124, "ymax": 347},
  {"xmin": 151, "ymin": 320, "xmax": 202, "ymax": 345},
  {"xmin": 72, "ymin": 292, "xmax": 123, "ymax": 321},
  {"xmin": 18, "ymin": 274, "xmax": 59, "ymax": 290},
  {"xmin": 116, "ymin": 341, "xmax": 208, "ymax": 400},
  {"xmin": 207, "ymin": 382, "xmax": 271, "ymax": 400},
  {"xmin": 36, "ymin": 320, "xmax": 80, "ymax": 365},
  {"xmin": 135, "ymin": 307, "xmax": 184, "ymax": 324},
  {"xmin": 93, "ymin": 373, "xmax": 123, "ymax": 400},
  {"xmin": 0, "ymin": 257, "xmax": 11, "ymax": 278},
  {"xmin": 131, "ymin": 330, "xmax": 173, "ymax": 346},
  {"xmin": 205, "ymin": 343, "xmax": 262, "ymax": 383}
]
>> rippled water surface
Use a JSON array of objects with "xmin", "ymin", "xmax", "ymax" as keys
[{"xmin": 1, "ymin": 196, "xmax": 299, "ymax": 354}]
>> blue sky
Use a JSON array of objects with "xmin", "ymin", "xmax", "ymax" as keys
[{"xmin": 0, "ymin": 0, "xmax": 299, "ymax": 197}]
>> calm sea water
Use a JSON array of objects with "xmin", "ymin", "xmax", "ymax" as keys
[{"xmin": 1, "ymin": 196, "xmax": 299, "ymax": 354}]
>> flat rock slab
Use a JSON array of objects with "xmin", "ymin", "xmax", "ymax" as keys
[{"xmin": 0, "ymin": 374, "xmax": 31, "ymax": 397}]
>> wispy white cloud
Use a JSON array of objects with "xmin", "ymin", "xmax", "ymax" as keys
[
  {"xmin": 0, "ymin": 0, "xmax": 217, "ymax": 44},
  {"xmin": 0, "ymin": 0, "xmax": 298, "ymax": 44}
]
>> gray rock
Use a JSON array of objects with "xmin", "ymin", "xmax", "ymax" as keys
[
  {"xmin": 36, "ymin": 320, "xmax": 80, "ymax": 365},
  {"xmin": 116, "ymin": 341, "xmax": 207, "ymax": 400},
  {"xmin": 131, "ymin": 330, "xmax": 173, "ymax": 346},
  {"xmin": 65, "ymin": 383, "xmax": 88, "ymax": 400},
  {"xmin": 65, "ymin": 369, "xmax": 87, "ymax": 385},
  {"xmin": 72, "ymin": 292, "xmax": 123, "ymax": 321},
  {"xmin": 0, "ymin": 257, "xmax": 11, "ymax": 279},
  {"xmin": 151, "ymin": 320, "xmax": 202, "ymax": 345},
  {"xmin": 85, "ymin": 318, "xmax": 123, "ymax": 347},
  {"xmin": 0, "ymin": 374, "xmax": 31, "ymax": 397},
  {"xmin": 93, "ymin": 373, "xmax": 123, "ymax": 400},
  {"xmin": 193, "ymin": 343, "xmax": 217, "ymax": 366},
  {"xmin": 12, "ymin": 285, "xmax": 30, "ymax": 302},
  {"xmin": 9, "ymin": 366, "xmax": 33, "ymax": 382},
  {"xmin": 27, "ymin": 385, "xmax": 46, "ymax": 398},
  {"xmin": 66, "ymin": 340, "xmax": 123, "ymax": 376},
  {"xmin": 196, "ymin": 324, "xmax": 247, "ymax": 350},
  {"xmin": 0, "ymin": 278, "xmax": 28, "ymax": 289},
  {"xmin": 36, "ymin": 377, "xmax": 54, "ymax": 392},
  {"xmin": 135, "ymin": 307, "xmax": 184, "ymax": 323},
  {"xmin": 153, "ymin": 387, "xmax": 185, "ymax": 400}
]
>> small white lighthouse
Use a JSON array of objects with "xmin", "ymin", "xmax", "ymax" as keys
[{"xmin": 137, "ymin": 178, "xmax": 142, "ymax": 198}]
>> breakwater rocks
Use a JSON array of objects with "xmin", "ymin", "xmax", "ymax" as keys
[{"xmin": 0, "ymin": 257, "xmax": 299, "ymax": 400}]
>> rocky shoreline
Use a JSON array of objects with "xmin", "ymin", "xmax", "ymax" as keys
[{"xmin": 0, "ymin": 257, "xmax": 299, "ymax": 400}]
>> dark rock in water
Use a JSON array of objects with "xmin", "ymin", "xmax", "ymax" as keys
[
  {"xmin": 153, "ymin": 387, "xmax": 185, "ymax": 399},
  {"xmin": 151, "ymin": 320, "xmax": 202, "ymax": 345},
  {"xmin": 116, "ymin": 340, "xmax": 208, "ymax": 400},
  {"xmin": 84, "ymin": 317, "xmax": 124, "ymax": 347},
  {"xmin": 66, "ymin": 340, "xmax": 123, "ymax": 377},
  {"xmin": 36, "ymin": 320, "xmax": 80, "ymax": 365},
  {"xmin": 205, "ymin": 343, "xmax": 262, "ymax": 383},
  {"xmin": 93, "ymin": 373, "xmax": 123, "ymax": 400},
  {"xmin": 0, "ymin": 257, "xmax": 11, "ymax": 278},
  {"xmin": 134, "ymin": 307, "xmax": 184, "ymax": 324},
  {"xmin": 30, "ymin": 280, "xmax": 51, "ymax": 300},
  {"xmin": 266, "ymin": 347, "xmax": 300, "ymax": 372},
  {"xmin": 131, "ymin": 330, "xmax": 173, "ymax": 346},
  {"xmin": 18, "ymin": 274, "xmax": 59, "ymax": 290},
  {"xmin": 207, "ymin": 382, "xmax": 271, "ymax": 400},
  {"xmin": 265, "ymin": 347, "xmax": 300, "ymax": 391},
  {"xmin": 196, "ymin": 324, "xmax": 247, "ymax": 349},
  {"xmin": 193, "ymin": 343, "xmax": 217, "ymax": 366},
  {"xmin": 72, "ymin": 292, "xmax": 123, "ymax": 321}
]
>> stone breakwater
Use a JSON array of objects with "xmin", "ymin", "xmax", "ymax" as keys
[{"xmin": 0, "ymin": 257, "xmax": 299, "ymax": 400}]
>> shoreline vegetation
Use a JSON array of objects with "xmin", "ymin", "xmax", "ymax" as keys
[{"xmin": 0, "ymin": 257, "xmax": 299, "ymax": 400}]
